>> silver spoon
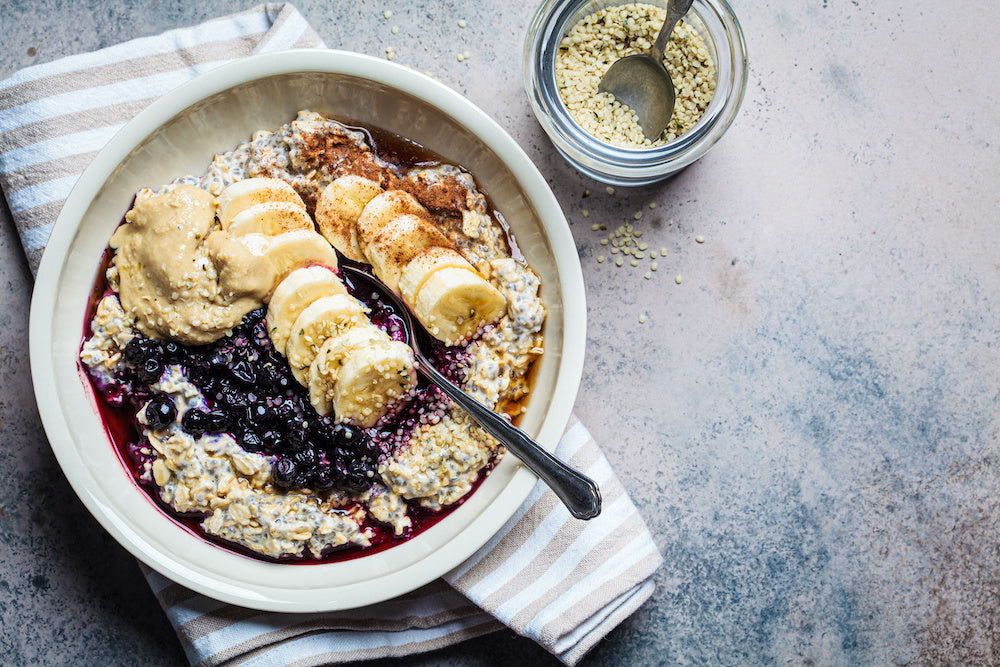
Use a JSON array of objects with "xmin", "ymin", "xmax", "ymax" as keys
[
  {"xmin": 340, "ymin": 264, "xmax": 602, "ymax": 520},
  {"xmin": 597, "ymin": 0, "xmax": 694, "ymax": 141}
]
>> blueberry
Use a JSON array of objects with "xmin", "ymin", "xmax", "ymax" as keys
[
  {"xmin": 270, "ymin": 374, "xmax": 291, "ymax": 392},
  {"xmin": 293, "ymin": 448, "xmax": 317, "ymax": 467},
  {"xmin": 334, "ymin": 423, "xmax": 364, "ymax": 448},
  {"xmin": 144, "ymin": 395, "xmax": 177, "ymax": 430},
  {"xmin": 220, "ymin": 386, "xmax": 249, "ymax": 410},
  {"xmin": 136, "ymin": 356, "xmax": 164, "ymax": 385},
  {"xmin": 181, "ymin": 408, "xmax": 209, "ymax": 436},
  {"xmin": 311, "ymin": 465, "xmax": 336, "ymax": 490},
  {"xmin": 272, "ymin": 458, "xmax": 297, "ymax": 488},
  {"xmin": 273, "ymin": 400, "xmax": 295, "ymax": 422},
  {"xmin": 204, "ymin": 410, "xmax": 231, "ymax": 434},
  {"xmin": 262, "ymin": 430, "xmax": 283, "ymax": 453},
  {"xmin": 343, "ymin": 469, "xmax": 370, "ymax": 491},
  {"xmin": 161, "ymin": 341, "xmax": 183, "ymax": 363},
  {"xmin": 122, "ymin": 339, "xmax": 146, "ymax": 366},
  {"xmin": 284, "ymin": 424, "xmax": 308, "ymax": 452},
  {"xmin": 240, "ymin": 430, "xmax": 264, "ymax": 452},
  {"xmin": 230, "ymin": 359, "xmax": 256, "ymax": 384},
  {"xmin": 245, "ymin": 403, "xmax": 268, "ymax": 424},
  {"xmin": 257, "ymin": 361, "xmax": 281, "ymax": 387},
  {"xmin": 309, "ymin": 420, "xmax": 338, "ymax": 448},
  {"xmin": 185, "ymin": 360, "xmax": 212, "ymax": 386},
  {"xmin": 123, "ymin": 337, "xmax": 161, "ymax": 367},
  {"xmin": 209, "ymin": 350, "xmax": 233, "ymax": 370},
  {"xmin": 257, "ymin": 405, "xmax": 280, "ymax": 429}
]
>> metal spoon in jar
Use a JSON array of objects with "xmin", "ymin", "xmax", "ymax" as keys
[
  {"xmin": 597, "ymin": 0, "xmax": 694, "ymax": 141},
  {"xmin": 340, "ymin": 264, "xmax": 602, "ymax": 520}
]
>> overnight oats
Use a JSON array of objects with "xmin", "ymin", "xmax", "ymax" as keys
[{"xmin": 79, "ymin": 110, "xmax": 546, "ymax": 562}]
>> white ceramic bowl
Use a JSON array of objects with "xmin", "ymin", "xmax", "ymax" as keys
[{"xmin": 28, "ymin": 49, "xmax": 585, "ymax": 612}]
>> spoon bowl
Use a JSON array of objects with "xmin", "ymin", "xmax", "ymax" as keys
[
  {"xmin": 597, "ymin": 0, "xmax": 694, "ymax": 140},
  {"xmin": 340, "ymin": 264, "xmax": 602, "ymax": 521}
]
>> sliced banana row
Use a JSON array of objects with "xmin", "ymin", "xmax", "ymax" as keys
[
  {"xmin": 217, "ymin": 177, "xmax": 307, "ymax": 229},
  {"xmin": 313, "ymin": 174, "xmax": 381, "ymax": 263},
  {"xmin": 267, "ymin": 265, "xmax": 416, "ymax": 428},
  {"xmin": 217, "ymin": 177, "xmax": 416, "ymax": 428},
  {"xmin": 315, "ymin": 176, "xmax": 507, "ymax": 346},
  {"xmin": 310, "ymin": 329, "xmax": 416, "ymax": 427},
  {"xmin": 217, "ymin": 178, "xmax": 339, "ymax": 292}
]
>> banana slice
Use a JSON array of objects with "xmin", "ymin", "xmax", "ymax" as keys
[
  {"xmin": 308, "ymin": 326, "xmax": 391, "ymax": 416},
  {"xmin": 314, "ymin": 175, "xmax": 383, "ymax": 262},
  {"xmin": 285, "ymin": 294, "xmax": 369, "ymax": 385},
  {"xmin": 331, "ymin": 339, "xmax": 417, "ymax": 427},
  {"xmin": 227, "ymin": 201, "xmax": 314, "ymax": 237},
  {"xmin": 412, "ymin": 267, "xmax": 507, "ymax": 346},
  {"xmin": 217, "ymin": 177, "xmax": 306, "ymax": 229},
  {"xmin": 234, "ymin": 232, "xmax": 272, "ymax": 256},
  {"xmin": 398, "ymin": 246, "xmax": 477, "ymax": 304},
  {"xmin": 365, "ymin": 214, "xmax": 450, "ymax": 293},
  {"xmin": 356, "ymin": 190, "xmax": 427, "ymax": 249},
  {"xmin": 264, "ymin": 229, "xmax": 339, "ymax": 284},
  {"xmin": 266, "ymin": 266, "xmax": 349, "ymax": 353}
]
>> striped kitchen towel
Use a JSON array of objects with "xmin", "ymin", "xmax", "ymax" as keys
[
  {"xmin": 0, "ymin": 3, "xmax": 319, "ymax": 274},
  {"xmin": 142, "ymin": 418, "xmax": 660, "ymax": 667},
  {"xmin": 0, "ymin": 5, "xmax": 662, "ymax": 666}
]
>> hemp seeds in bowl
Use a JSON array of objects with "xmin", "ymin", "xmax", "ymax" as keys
[
  {"xmin": 525, "ymin": 0, "xmax": 749, "ymax": 185},
  {"xmin": 556, "ymin": 3, "xmax": 716, "ymax": 148}
]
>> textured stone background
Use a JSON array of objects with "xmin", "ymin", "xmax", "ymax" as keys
[{"xmin": 2, "ymin": 0, "xmax": 999, "ymax": 664}]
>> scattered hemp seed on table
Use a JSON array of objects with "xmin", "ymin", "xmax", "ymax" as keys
[{"xmin": 581, "ymin": 190, "xmax": 703, "ymax": 286}]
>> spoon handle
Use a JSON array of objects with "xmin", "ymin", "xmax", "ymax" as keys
[
  {"xmin": 416, "ymin": 354, "xmax": 602, "ymax": 520},
  {"xmin": 652, "ymin": 0, "xmax": 694, "ymax": 62}
]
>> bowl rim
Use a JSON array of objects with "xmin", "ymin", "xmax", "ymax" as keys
[{"xmin": 28, "ymin": 48, "xmax": 586, "ymax": 611}]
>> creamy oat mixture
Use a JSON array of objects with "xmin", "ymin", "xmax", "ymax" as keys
[
  {"xmin": 81, "ymin": 111, "xmax": 545, "ymax": 560},
  {"xmin": 555, "ymin": 3, "xmax": 716, "ymax": 148}
]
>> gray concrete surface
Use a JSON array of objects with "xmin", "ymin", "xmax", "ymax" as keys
[{"xmin": 3, "ymin": 0, "xmax": 1000, "ymax": 664}]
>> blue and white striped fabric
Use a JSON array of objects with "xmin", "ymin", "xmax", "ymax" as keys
[{"xmin": 0, "ymin": 6, "xmax": 662, "ymax": 665}]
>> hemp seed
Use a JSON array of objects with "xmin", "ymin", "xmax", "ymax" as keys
[{"xmin": 554, "ymin": 3, "xmax": 716, "ymax": 148}]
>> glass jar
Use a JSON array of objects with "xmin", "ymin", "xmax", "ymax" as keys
[{"xmin": 524, "ymin": 0, "xmax": 748, "ymax": 186}]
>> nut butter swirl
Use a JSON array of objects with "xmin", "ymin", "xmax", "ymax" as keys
[{"xmin": 111, "ymin": 185, "xmax": 275, "ymax": 345}]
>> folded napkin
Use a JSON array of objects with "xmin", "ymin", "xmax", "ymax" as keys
[{"xmin": 0, "ymin": 4, "xmax": 662, "ymax": 665}]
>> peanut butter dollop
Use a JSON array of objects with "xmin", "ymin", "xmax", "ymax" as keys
[{"xmin": 111, "ymin": 185, "xmax": 275, "ymax": 344}]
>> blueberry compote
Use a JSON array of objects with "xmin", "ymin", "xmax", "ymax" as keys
[
  {"xmin": 85, "ymin": 279, "xmax": 480, "ymax": 563},
  {"xmin": 116, "ymin": 308, "xmax": 382, "ymax": 493}
]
